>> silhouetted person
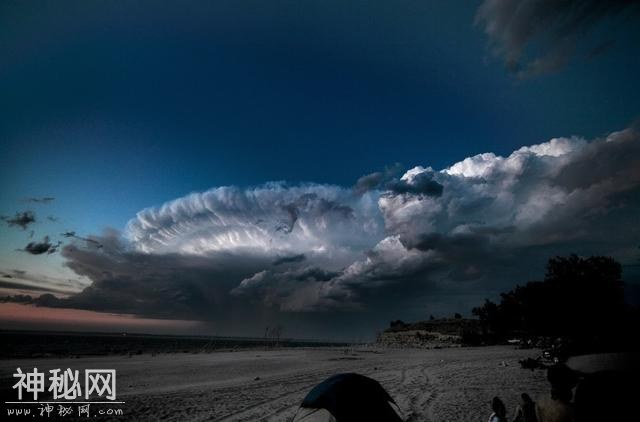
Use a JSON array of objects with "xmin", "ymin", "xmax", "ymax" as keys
[
  {"xmin": 489, "ymin": 396, "xmax": 507, "ymax": 422},
  {"xmin": 535, "ymin": 365, "xmax": 577, "ymax": 422},
  {"xmin": 513, "ymin": 393, "xmax": 537, "ymax": 422}
]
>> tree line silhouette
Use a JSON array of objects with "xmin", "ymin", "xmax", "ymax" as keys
[{"xmin": 471, "ymin": 255, "xmax": 639, "ymax": 353}]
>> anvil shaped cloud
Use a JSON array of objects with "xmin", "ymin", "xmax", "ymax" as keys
[
  {"xmin": 44, "ymin": 126, "xmax": 640, "ymax": 329},
  {"xmin": 126, "ymin": 183, "xmax": 384, "ymax": 268}
]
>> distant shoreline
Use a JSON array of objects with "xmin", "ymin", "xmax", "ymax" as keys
[{"xmin": 0, "ymin": 330, "xmax": 352, "ymax": 359}]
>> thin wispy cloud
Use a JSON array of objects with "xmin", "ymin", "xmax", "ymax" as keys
[
  {"xmin": 0, "ymin": 268, "xmax": 85, "ymax": 293},
  {"xmin": 23, "ymin": 197, "xmax": 55, "ymax": 204},
  {"xmin": 61, "ymin": 231, "xmax": 103, "ymax": 248}
]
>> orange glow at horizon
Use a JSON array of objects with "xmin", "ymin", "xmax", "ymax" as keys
[{"xmin": 0, "ymin": 303, "xmax": 203, "ymax": 333}]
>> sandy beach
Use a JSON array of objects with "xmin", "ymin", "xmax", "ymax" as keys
[{"xmin": 1, "ymin": 346, "xmax": 548, "ymax": 421}]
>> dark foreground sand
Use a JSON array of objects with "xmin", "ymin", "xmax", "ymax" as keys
[{"xmin": 0, "ymin": 346, "xmax": 548, "ymax": 421}]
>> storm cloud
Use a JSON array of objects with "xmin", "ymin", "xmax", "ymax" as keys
[
  {"xmin": 353, "ymin": 163, "xmax": 443, "ymax": 197},
  {"xmin": 353, "ymin": 163, "xmax": 403, "ymax": 195},
  {"xmin": 273, "ymin": 254, "xmax": 307, "ymax": 266},
  {"xmin": 12, "ymin": 125, "xmax": 639, "ymax": 337},
  {"xmin": 125, "ymin": 183, "xmax": 383, "ymax": 263},
  {"xmin": 476, "ymin": 0, "xmax": 640, "ymax": 77}
]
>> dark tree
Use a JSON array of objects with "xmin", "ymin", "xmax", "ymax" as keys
[{"xmin": 473, "ymin": 255, "xmax": 631, "ymax": 352}]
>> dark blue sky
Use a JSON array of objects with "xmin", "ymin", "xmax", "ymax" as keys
[{"xmin": 1, "ymin": 0, "xmax": 639, "ymax": 229}]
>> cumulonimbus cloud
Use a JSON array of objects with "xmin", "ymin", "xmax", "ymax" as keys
[
  {"xmin": 13, "ymin": 125, "xmax": 639, "ymax": 336},
  {"xmin": 125, "ymin": 183, "xmax": 385, "ymax": 268}
]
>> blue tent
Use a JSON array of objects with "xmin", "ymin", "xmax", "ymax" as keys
[{"xmin": 293, "ymin": 373, "xmax": 404, "ymax": 422}]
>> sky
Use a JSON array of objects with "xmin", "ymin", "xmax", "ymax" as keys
[{"xmin": 1, "ymin": 0, "xmax": 640, "ymax": 340}]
